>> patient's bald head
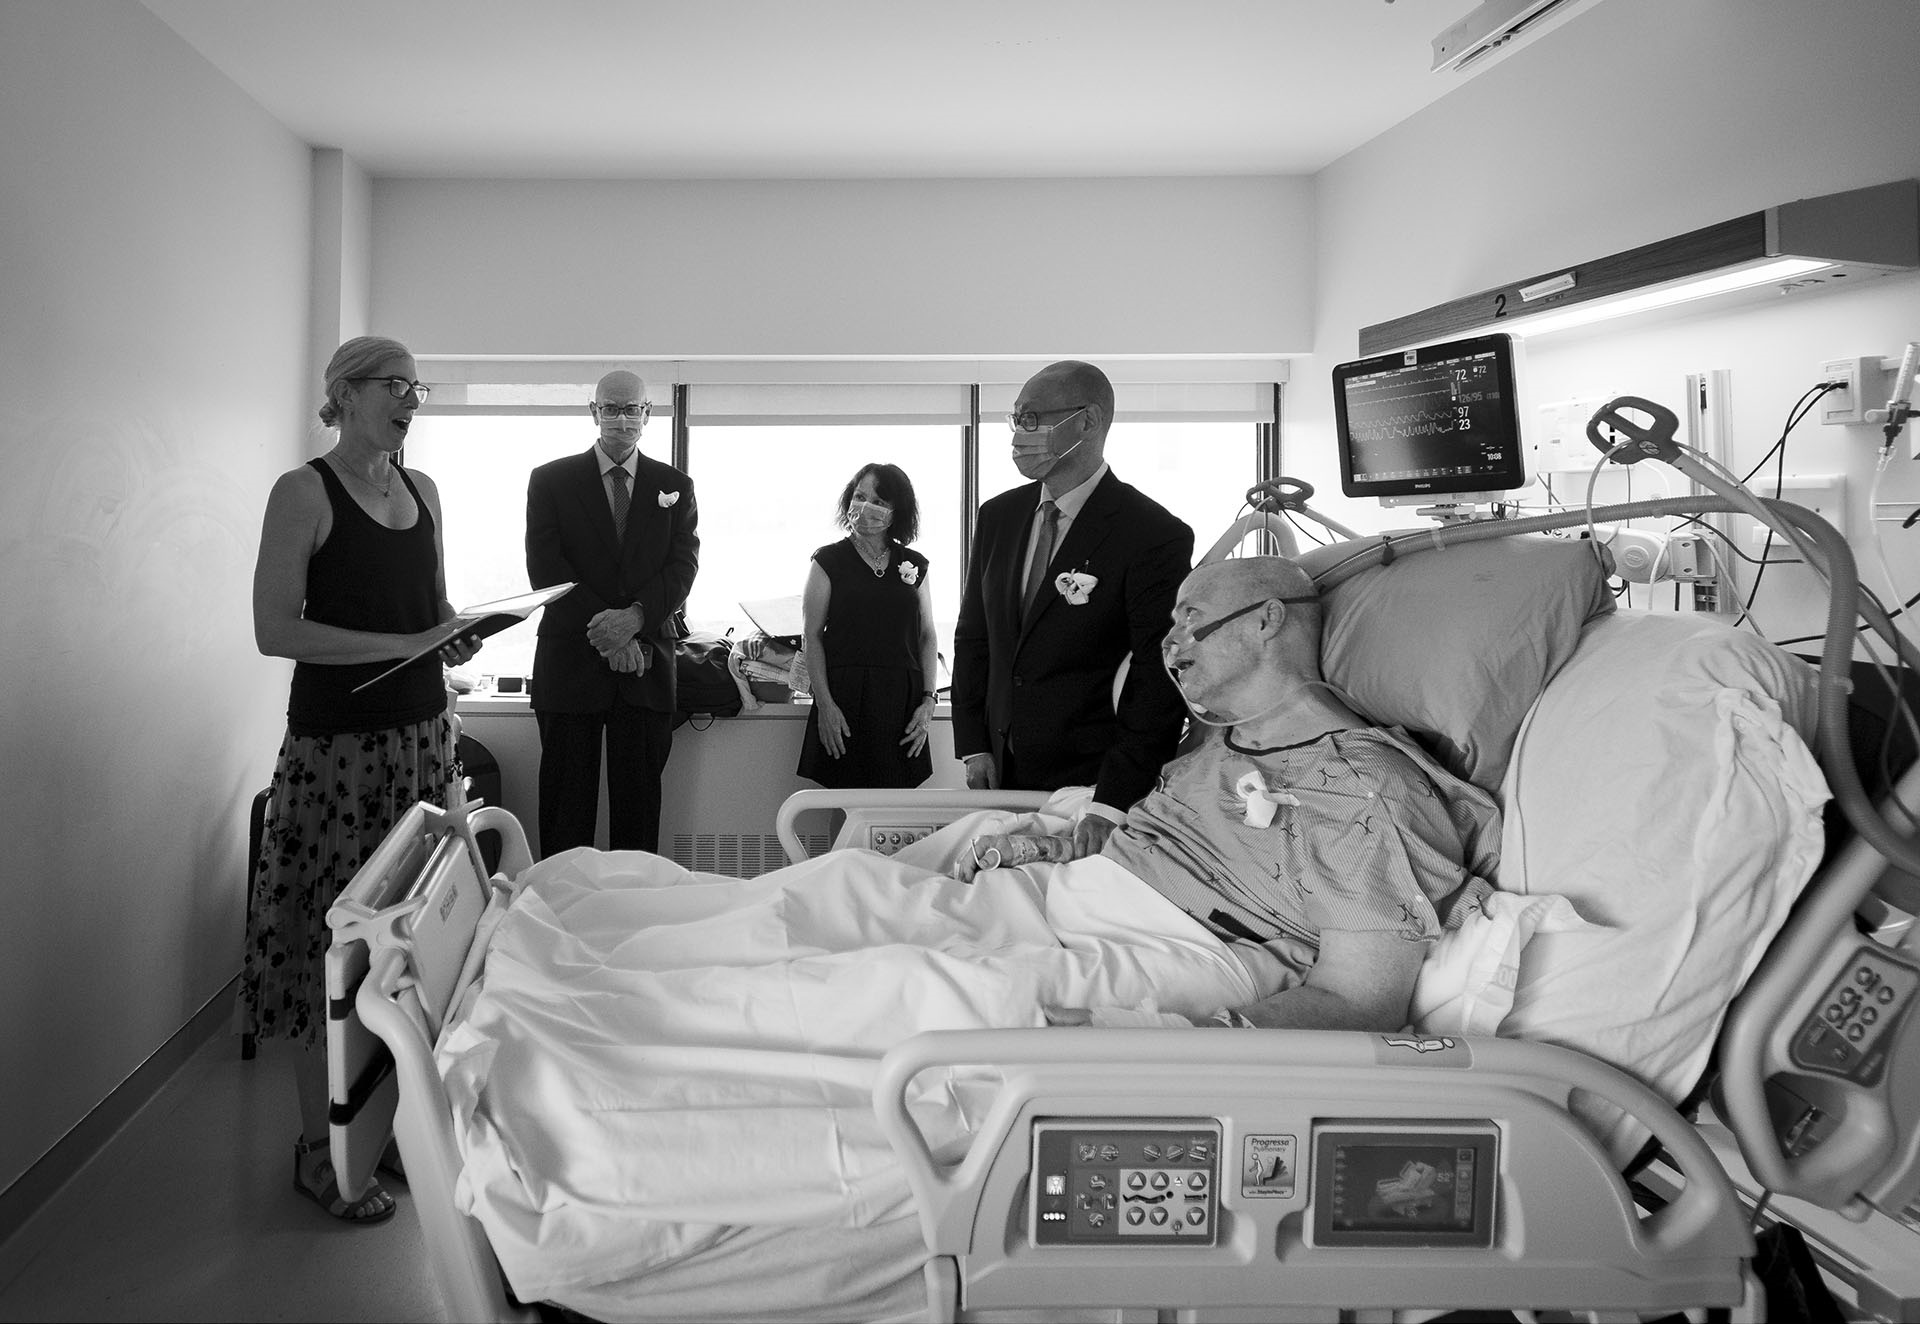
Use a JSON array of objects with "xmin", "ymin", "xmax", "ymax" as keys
[
  {"xmin": 1199, "ymin": 556, "xmax": 1318, "ymax": 609},
  {"xmin": 1190, "ymin": 557, "xmax": 1321, "ymax": 649},
  {"xmin": 1166, "ymin": 557, "xmax": 1361, "ymax": 737},
  {"xmin": 1164, "ymin": 557, "xmax": 1325, "ymax": 711}
]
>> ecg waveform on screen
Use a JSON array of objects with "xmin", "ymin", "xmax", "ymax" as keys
[{"xmin": 1347, "ymin": 383, "xmax": 1464, "ymax": 446}]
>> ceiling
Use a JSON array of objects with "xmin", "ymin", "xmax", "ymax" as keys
[{"xmin": 139, "ymin": 0, "xmax": 1586, "ymax": 180}]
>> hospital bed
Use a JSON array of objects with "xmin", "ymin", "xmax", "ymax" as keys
[{"xmin": 324, "ymin": 401, "xmax": 1920, "ymax": 1322}]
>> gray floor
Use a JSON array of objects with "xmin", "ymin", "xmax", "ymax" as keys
[{"xmin": 0, "ymin": 1034, "xmax": 446, "ymax": 1323}]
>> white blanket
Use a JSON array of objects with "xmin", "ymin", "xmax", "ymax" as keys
[{"xmin": 439, "ymin": 813, "xmax": 1263, "ymax": 1301}]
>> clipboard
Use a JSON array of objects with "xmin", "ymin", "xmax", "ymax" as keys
[{"xmin": 350, "ymin": 582, "xmax": 575, "ymax": 693}]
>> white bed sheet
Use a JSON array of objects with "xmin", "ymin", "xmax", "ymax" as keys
[{"xmin": 438, "ymin": 811, "xmax": 1265, "ymax": 1306}]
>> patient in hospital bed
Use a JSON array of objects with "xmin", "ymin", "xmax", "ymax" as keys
[
  {"xmin": 970, "ymin": 555, "xmax": 1502, "ymax": 1033},
  {"xmin": 436, "ymin": 557, "xmax": 1516, "ymax": 1310},
  {"xmin": 434, "ymin": 537, "xmax": 1827, "ymax": 1317}
]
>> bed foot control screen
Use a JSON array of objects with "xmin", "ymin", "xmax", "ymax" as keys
[{"xmin": 1030, "ymin": 1120, "xmax": 1220, "ymax": 1246}]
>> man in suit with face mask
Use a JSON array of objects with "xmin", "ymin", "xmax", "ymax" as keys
[
  {"xmin": 952, "ymin": 359, "xmax": 1193, "ymax": 857},
  {"xmin": 526, "ymin": 370, "xmax": 699, "ymax": 856}
]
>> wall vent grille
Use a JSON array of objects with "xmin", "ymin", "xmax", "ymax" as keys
[{"xmin": 669, "ymin": 832, "xmax": 826, "ymax": 878}]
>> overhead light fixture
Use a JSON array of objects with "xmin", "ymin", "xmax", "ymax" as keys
[
  {"xmin": 1359, "ymin": 179, "xmax": 1920, "ymax": 355},
  {"xmin": 1431, "ymin": 0, "xmax": 1586, "ymax": 73}
]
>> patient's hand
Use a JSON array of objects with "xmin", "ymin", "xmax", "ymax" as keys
[
  {"xmin": 1042, "ymin": 1005, "xmax": 1091, "ymax": 1026},
  {"xmin": 1071, "ymin": 814, "xmax": 1118, "ymax": 858},
  {"xmin": 953, "ymin": 831, "xmax": 1076, "ymax": 883}
]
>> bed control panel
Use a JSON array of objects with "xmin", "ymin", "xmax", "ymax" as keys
[
  {"xmin": 864, "ymin": 825, "xmax": 941, "ymax": 856},
  {"xmin": 1029, "ymin": 1120, "xmax": 1220, "ymax": 1246},
  {"xmin": 1789, "ymin": 945, "xmax": 1920, "ymax": 1085}
]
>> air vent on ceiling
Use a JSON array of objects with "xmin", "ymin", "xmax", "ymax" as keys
[{"xmin": 1431, "ymin": 0, "xmax": 1580, "ymax": 73}]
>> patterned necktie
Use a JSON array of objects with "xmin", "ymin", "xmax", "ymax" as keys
[
  {"xmin": 1022, "ymin": 500, "xmax": 1059, "ymax": 618},
  {"xmin": 608, "ymin": 465, "xmax": 630, "ymax": 539}
]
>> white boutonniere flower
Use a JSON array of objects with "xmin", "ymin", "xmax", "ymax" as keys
[
  {"xmin": 1234, "ymin": 769, "xmax": 1301, "ymax": 828},
  {"xmin": 1054, "ymin": 570, "xmax": 1097, "ymax": 605},
  {"xmin": 657, "ymin": 489, "xmax": 681, "ymax": 508},
  {"xmin": 898, "ymin": 560, "xmax": 920, "ymax": 586}
]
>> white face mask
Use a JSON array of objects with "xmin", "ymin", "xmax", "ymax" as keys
[
  {"xmin": 595, "ymin": 401, "xmax": 646, "ymax": 453},
  {"xmin": 847, "ymin": 496, "xmax": 893, "ymax": 535},
  {"xmin": 1011, "ymin": 408, "xmax": 1087, "ymax": 482}
]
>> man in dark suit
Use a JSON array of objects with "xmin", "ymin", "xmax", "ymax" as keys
[
  {"xmin": 952, "ymin": 359, "xmax": 1193, "ymax": 856},
  {"xmin": 527, "ymin": 370, "xmax": 698, "ymax": 856}
]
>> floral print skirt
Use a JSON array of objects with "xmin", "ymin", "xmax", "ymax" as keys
[{"xmin": 239, "ymin": 716, "xmax": 457, "ymax": 1049}]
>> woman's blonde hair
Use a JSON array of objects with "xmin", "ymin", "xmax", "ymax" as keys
[{"xmin": 319, "ymin": 335, "xmax": 412, "ymax": 427}]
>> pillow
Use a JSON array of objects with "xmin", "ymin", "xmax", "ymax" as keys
[
  {"xmin": 1410, "ymin": 890, "xmax": 1593, "ymax": 1037},
  {"xmin": 1495, "ymin": 609, "xmax": 1828, "ymax": 1159},
  {"xmin": 1297, "ymin": 535, "xmax": 1615, "ymax": 792}
]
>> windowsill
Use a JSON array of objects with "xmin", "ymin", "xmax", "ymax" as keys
[{"xmin": 454, "ymin": 693, "xmax": 951, "ymax": 720}]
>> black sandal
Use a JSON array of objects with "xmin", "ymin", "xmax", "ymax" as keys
[{"xmin": 292, "ymin": 1136, "xmax": 397, "ymax": 1225}]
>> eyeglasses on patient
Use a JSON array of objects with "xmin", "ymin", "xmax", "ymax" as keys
[
  {"xmin": 350, "ymin": 376, "xmax": 431, "ymax": 401},
  {"xmin": 1006, "ymin": 405, "xmax": 1088, "ymax": 434},
  {"xmin": 596, "ymin": 401, "xmax": 652, "ymax": 420}
]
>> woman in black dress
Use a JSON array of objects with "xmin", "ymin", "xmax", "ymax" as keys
[{"xmin": 796, "ymin": 463, "xmax": 938, "ymax": 788}]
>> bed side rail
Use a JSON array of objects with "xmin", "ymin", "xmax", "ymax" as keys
[
  {"xmin": 774, "ymin": 788, "xmax": 1052, "ymax": 864},
  {"xmin": 324, "ymin": 797, "xmax": 532, "ymax": 1251},
  {"xmin": 1718, "ymin": 759, "xmax": 1920, "ymax": 1220},
  {"xmin": 875, "ymin": 1029, "xmax": 1755, "ymax": 1317},
  {"xmin": 358, "ymin": 946, "xmax": 537, "ymax": 1324},
  {"xmin": 324, "ymin": 797, "xmax": 537, "ymax": 1323}
]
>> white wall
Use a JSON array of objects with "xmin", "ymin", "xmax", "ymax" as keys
[
  {"xmin": 1295, "ymin": 0, "xmax": 1920, "ymax": 644},
  {"xmin": 0, "ymin": 3, "xmax": 312, "ymax": 1193},
  {"xmin": 370, "ymin": 175, "xmax": 1314, "ymax": 358},
  {"xmin": 309, "ymin": 147, "xmax": 374, "ymax": 389}
]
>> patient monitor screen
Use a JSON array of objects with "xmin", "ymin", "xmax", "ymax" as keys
[
  {"xmin": 1333, "ymin": 333, "xmax": 1526, "ymax": 503},
  {"xmin": 1310, "ymin": 1124, "xmax": 1497, "ymax": 1248}
]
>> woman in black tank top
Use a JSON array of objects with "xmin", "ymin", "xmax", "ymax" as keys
[{"xmin": 239, "ymin": 337, "xmax": 484, "ymax": 1226}]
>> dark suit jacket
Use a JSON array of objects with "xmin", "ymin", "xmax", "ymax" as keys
[
  {"xmin": 952, "ymin": 468, "xmax": 1192, "ymax": 811},
  {"xmin": 526, "ymin": 447, "xmax": 699, "ymax": 714}
]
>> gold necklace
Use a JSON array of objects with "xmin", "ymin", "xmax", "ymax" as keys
[
  {"xmin": 328, "ymin": 452, "xmax": 394, "ymax": 498},
  {"xmin": 852, "ymin": 537, "xmax": 888, "ymax": 577}
]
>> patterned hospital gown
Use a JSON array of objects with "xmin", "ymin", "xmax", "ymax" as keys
[{"xmin": 1101, "ymin": 725, "xmax": 1500, "ymax": 983}]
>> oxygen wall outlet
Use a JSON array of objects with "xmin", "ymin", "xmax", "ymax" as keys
[{"xmin": 1820, "ymin": 357, "xmax": 1884, "ymax": 426}]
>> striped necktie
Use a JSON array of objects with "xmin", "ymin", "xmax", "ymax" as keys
[
  {"xmin": 608, "ymin": 465, "xmax": 630, "ymax": 539},
  {"xmin": 1022, "ymin": 500, "xmax": 1058, "ymax": 617}
]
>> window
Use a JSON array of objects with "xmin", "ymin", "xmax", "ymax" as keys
[
  {"xmin": 978, "ymin": 419, "xmax": 1262, "ymax": 561},
  {"xmin": 405, "ymin": 365, "xmax": 1281, "ymax": 687},
  {"xmin": 682, "ymin": 423, "xmax": 964, "ymax": 674},
  {"xmin": 402, "ymin": 414, "xmax": 590, "ymax": 682}
]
